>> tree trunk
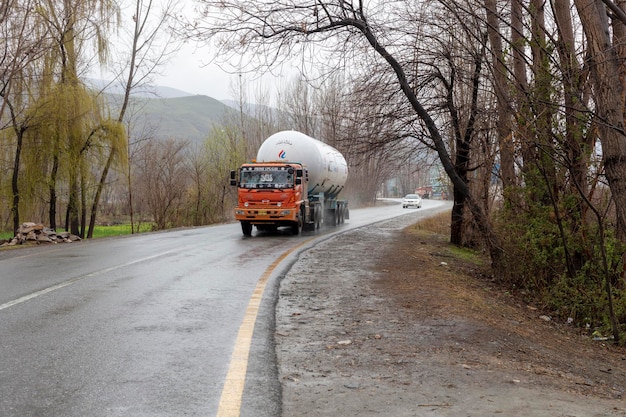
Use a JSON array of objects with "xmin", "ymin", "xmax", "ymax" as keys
[
  {"xmin": 80, "ymin": 163, "xmax": 87, "ymax": 239},
  {"xmin": 450, "ymin": 190, "xmax": 466, "ymax": 245},
  {"xmin": 510, "ymin": 0, "xmax": 536, "ymax": 205},
  {"xmin": 68, "ymin": 169, "xmax": 80, "ymax": 235},
  {"xmin": 485, "ymin": 0, "xmax": 516, "ymax": 198},
  {"xmin": 88, "ymin": 150, "xmax": 114, "ymax": 238},
  {"xmin": 531, "ymin": 0, "xmax": 559, "ymax": 207},
  {"xmin": 574, "ymin": 0, "xmax": 626, "ymax": 240},
  {"xmin": 552, "ymin": 0, "xmax": 591, "ymax": 271},
  {"xmin": 11, "ymin": 129, "xmax": 23, "ymax": 235},
  {"xmin": 447, "ymin": 44, "xmax": 483, "ymax": 247},
  {"xmin": 49, "ymin": 146, "xmax": 59, "ymax": 231}
]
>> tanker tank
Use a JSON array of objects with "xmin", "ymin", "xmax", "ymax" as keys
[{"xmin": 256, "ymin": 131, "xmax": 348, "ymax": 197}]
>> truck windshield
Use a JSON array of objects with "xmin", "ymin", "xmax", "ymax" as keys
[{"xmin": 240, "ymin": 167, "xmax": 294, "ymax": 189}]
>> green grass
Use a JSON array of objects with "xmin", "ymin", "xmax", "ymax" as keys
[
  {"xmin": 449, "ymin": 245, "xmax": 485, "ymax": 265},
  {"xmin": 0, "ymin": 223, "xmax": 154, "ymax": 240},
  {"xmin": 90, "ymin": 223, "xmax": 155, "ymax": 238}
]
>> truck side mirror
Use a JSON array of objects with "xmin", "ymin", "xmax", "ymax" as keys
[
  {"xmin": 230, "ymin": 170, "xmax": 237, "ymax": 186},
  {"xmin": 296, "ymin": 169, "xmax": 303, "ymax": 178}
]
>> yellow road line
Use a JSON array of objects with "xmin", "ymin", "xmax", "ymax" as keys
[{"xmin": 216, "ymin": 238, "xmax": 313, "ymax": 416}]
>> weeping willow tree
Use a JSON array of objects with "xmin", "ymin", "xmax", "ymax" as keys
[
  {"xmin": 1, "ymin": 0, "xmax": 123, "ymax": 236},
  {"xmin": 21, "ymin": 80, "xmax": 125, "ymax": 236},
  {"xmin": 202, "ymin": 125, "xmax": 249, "ymax": 223},
  {"xmin": 5, "ymin": 0, "xmax": 123, "ymax": 237}
]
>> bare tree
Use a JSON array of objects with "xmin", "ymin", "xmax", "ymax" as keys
[
  {"xmin": 186, "ymin": 0, "xmax": 504, "ymax": 265},
  {"xmin": 276, "ymin": 77, "xmax": 319, "ymax": 135},
  {"xmin": 134, "ymin": 139, "xmax": 190, "ymax": 229},
  {"xmin": 338, "ymin": 71, "xmax": 423, "ymax": 204},
  {"xmin": 87, "ymin": 0, "xmax": 182, "ymax": 238}
]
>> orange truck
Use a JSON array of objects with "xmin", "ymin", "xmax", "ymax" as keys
[{"xmin": 230, "ymin": 131, "xmax": 349, "ymax": 236}]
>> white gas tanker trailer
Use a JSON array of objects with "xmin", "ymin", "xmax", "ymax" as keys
[{"xmin": 230, "ymin": 130, "xmax": 349, "ymax": 236}]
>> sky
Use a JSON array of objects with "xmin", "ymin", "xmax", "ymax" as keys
[
  {"xmin": 131, "ymin": 42, "xmax": 298, "ymax": 102},
  {"xmin": 161, "ymin": 36, "xmax": 310, "ymax": 102},
  {"xmin": 87, "ymin": 1, "xmax": 274, "ymax": 102},
  {"xmin": 87, "ymin": 42, "xmax": 245, "ymax": 100},
  {"xmin": 156, "ymin": 43, "xmax": 238, "ymax": 99},
  {"xmin": 87, "ymin": 0, "xmax": 302, "ymax": 102}
]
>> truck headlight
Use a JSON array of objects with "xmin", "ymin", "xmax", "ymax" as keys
[{"xmin": 235, "ymin": 210, "xmax": 245, "ymax": 215}]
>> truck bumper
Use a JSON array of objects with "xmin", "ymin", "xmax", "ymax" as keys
[{"xmin": 234, "ymin": 207, "xmax": 297, "ymax": 224}]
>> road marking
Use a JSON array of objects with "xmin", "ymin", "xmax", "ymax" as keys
[
  {"xmin": 216, "ymin": 238, "xmax": 314, "ymax": 417},
  {"xmin": 0, "ymin": 248, "xmax": 183, "ymax": 312}
]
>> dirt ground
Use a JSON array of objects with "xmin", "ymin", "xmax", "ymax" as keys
[{"xmin": 275, "ymin": 209, "xmax": 626, "ymax": 416}]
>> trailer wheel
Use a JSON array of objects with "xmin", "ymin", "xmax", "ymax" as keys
[
  {"xmin": 314, "ymin": 207, "xmax": 322, "ymax": 229},
  {"xmin": 241, "ymin": 221, "xmax": 252, "ymax": 237},
  {"xmin": 325, "ymin": 209, "xmax": 336, "ymax": 226}
]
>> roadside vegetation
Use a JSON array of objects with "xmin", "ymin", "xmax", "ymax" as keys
[
  {"xmin": 3, "ymin": 0, "xmax": 626, "ymax": 343},
  {"xmin": 418, "ymin": 211, "xmax": 625, "ymax": 343},
  {"xmin": 0, "ymin": 223, "xmax": 154, "ymax": 241},
  {"xmin": 86, "ymin": 223, "xmax": 155, "ymax": 239}
]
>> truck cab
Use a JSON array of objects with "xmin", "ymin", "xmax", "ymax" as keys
[{"xmin": 231, "ymin": 163, "xmax": 309, "ymax": 236}]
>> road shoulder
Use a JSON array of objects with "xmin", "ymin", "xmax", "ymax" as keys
[{"xmin": 276, "ymin": 212, "xmax": 625, "ymax": 416}]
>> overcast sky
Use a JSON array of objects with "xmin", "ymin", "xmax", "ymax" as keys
[
  {"xmin": 87, "ymin": 1, "xmax": 245, "ymax": 101},
  {"xmin": 88, "ymin": 40, "xmax": 288, "ymax": 101},
  {"xmin": 87, "ymin": 0, "xmax": 303, "ymax": 102},
  {"xmin": 159, "ymin": 52, "xmax": 236, "ymax": 99},
  {"xmin": 145, "ymin": 44, "xmax": 302, "ymax": 102}
]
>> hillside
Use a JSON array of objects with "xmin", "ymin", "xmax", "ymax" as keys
[
  {"xmin": 125, "ymin": 95, "xmax": 235, "ymax": 142},
  {"xmin": 91, "ymin": 79, "xmax": 238, "ymax": 142}
]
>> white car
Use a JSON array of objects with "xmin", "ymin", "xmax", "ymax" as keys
[{"xmin": 402, "ymin": 193, "xmax": 422, "ymax": 208}]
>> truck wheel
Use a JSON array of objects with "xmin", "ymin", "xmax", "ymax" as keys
[
  {"xmin": 241, "ymin": 221, "xmax": 252, "ymax": 237},
  {"xmin": 292, "ymin": 207, "xmax": 304, "ymax": 235},
  {"xmin": 291, "ymin": 218, "xmax": 302, "ymax": 235}
]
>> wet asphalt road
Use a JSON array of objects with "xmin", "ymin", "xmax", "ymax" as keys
[{"xmin": 0, "ymin": 200, "xmax": 448, "ymax": 417}]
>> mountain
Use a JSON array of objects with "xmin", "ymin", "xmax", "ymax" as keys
[
  {"xmin": 87, "ymin": 79, "xmax": 274, "ymax": 142},
  {"xmin": 87, "ymin": 78, "xmax": 195, "ymax": 98},
  {"xmin": 122, "ymin": 94, "xmax": 235, "ymax": 142},
  {"xmin": 89, "ymin": 80, "xmax": 237, "ymax": 142},
  {"xmin": 220, "ymin": 99, "xmax": 287, "ymax": 121}
]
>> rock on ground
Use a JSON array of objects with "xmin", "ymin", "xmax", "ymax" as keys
[{"xmin": 1, "ymin": 222, "xmax": 81, "ymax": 246}]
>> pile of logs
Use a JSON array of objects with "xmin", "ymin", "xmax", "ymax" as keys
[{"xmin": 0, "ymin": 222, "xmax": 81, "ymax": 246}]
